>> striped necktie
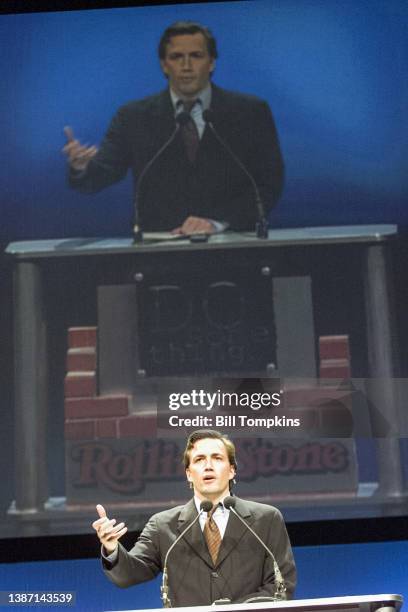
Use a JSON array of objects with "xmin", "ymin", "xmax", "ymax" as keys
[
  {"xmin": 180, "ymin": 99, "xmax": 199, "ymax": 163},
  {"xmin": 204, "ymin": 506, "xmax": 222, "ymax": 565}
]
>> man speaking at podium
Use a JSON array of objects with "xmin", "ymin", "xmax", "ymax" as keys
[
  {"xmin": 64, "ymin": 21, "xmax": 284, "ymax": 236},
  {"xmin": 93, "ymin": 430, "xmax": 296, "ymax": 606}
]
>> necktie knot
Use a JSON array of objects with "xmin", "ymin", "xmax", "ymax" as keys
[
  {"xmin": 207, "ymin": 508, "xmax": 217, "ymax": 528},
  {"xmin": 183, "ymin": 99, "xmax": 198, "ymax": 114},
  {"xmin": 208, "ymin": 503, "xmax": 222, "ymax": 520}
]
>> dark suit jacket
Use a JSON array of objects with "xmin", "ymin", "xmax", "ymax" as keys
[
  {"xmin": 103, "ymin": 497, "xmax": 296, "ymax": 606},
  {"xmin": 69, "ymin": 84, "xmax": 284, "ymax": 232}
]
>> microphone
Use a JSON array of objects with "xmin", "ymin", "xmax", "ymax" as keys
[
  {"xmin": 223, "ymin": 496, "xmax": 286, "ymax": 601},
  {"xmin": 161, "ymin": 499, "xmax": 213, "ymax": 608},
  {"xmin": 202, "ymin": 110, "xmax": 269, "ymax": 239},
  {"xmin": 133, "ymin": 112, "xmax": 189, "ymax": 243}
]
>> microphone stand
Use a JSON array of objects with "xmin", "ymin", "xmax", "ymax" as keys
[
  {"xmin": 203, "ymin": 111, "xmax": 269, "ymax": 239},
  {"xmin": 133, "ymin": 114, "xmax": 190, "ymax": 244}
]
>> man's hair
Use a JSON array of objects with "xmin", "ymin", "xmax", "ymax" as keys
[
  {"xmin": 158, "ymin": 21, "xmax": 218, "ymax": 60},
  {"xmin": 183, "ymin": 429, "xmax": 237, "ymax": 470}
]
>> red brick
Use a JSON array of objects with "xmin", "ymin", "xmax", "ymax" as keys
[
  {"xmin": 67, "ymin": 348, "xmax": 96, "ymax": 372},
  {"xmin": 319, "ymin": 335, "xmax": 350, "ymax": 360},
  {"xmin": 118, "ymin": 414, "xmax": 156, "ymax": 438},
  {"xmin": 64, "ymin": 372, "xmax": 96, "ymax": 398},
  {"xmin": 68, "ymin": 327, "xmax": 97, "ymax": 349},
  {"xmin": 95, "ymin": 418, "xmax": 118, "ymax": 439},
  {"xmin": 319, "ymin": 359, "xmax": 351, "ymax": 381},
  {"xmin": 65, "ymin": 419, "xmax": 95, "ymax": 440},
  {"xmin": 65, "ymin": 396, "xmax": 129, "ymax": 419}
]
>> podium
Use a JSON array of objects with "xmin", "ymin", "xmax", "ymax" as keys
[
  {"xmin": 106, "ymin": 594, "xmax": 403, "ymax": 612},
  {"xmin": 5, "ymin": 225, "xmax": 400, "ymax": 519}
]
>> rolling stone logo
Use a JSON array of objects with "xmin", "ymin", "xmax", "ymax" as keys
[{"xmin": 70, "ymin": 438, "xmax": 349, "ymax": 495}]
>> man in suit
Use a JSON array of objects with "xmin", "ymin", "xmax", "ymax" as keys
[
  {"xmin": 93, "ymin": 429, "xmax": 296, "ymax": 606},
  {"xmin": 63, "ymin": 21, "xmax": 284, "ymax": 235}
]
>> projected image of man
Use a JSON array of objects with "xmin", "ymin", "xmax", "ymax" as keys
[{"xmin": 63, "ymin": 21, "xmax": 284, "ymax": 235}]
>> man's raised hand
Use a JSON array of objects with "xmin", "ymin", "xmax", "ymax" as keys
[
  {"xmin": 62, "ymin": 126, "xmax": 98, "ymax": 171},
  {"xmin": 92, "ymin": 504, "xmax": 128, "ymax": 554}
]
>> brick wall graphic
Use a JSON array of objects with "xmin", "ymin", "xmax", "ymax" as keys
[
  {"xmin": 65, "ymin": 327, "xmax": 158, "ymax": 444},
  {"xmin": 65, "ymin": 329, "xmax": 358, "ymax": 506}
]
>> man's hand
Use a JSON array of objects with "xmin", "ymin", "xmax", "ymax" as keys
[
  {"xmin": 62, "ymin": 126, "xmax": 98, "ymax": 171},
  {"xmin": 92, "ymin": 504, "xmax": 127, "ymax": 555},
  {"xmin": 171, "ymin": 216, "xmax": 215, "ymax": 235}
]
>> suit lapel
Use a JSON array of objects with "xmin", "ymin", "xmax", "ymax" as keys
[
  {"xmin": 178, "ymin": 499, "xmax": 214, "ymax": 569},
  {"xmin": 208, "ymin": 83, "xmax": 228, "ymax": 120},
  {"xmin": 150, "ymin": 89, "xmax": 178, "ymax": 143},
  {"xmin": 215, "ymin": 497, "xmax": 253, "ymax": 568}
]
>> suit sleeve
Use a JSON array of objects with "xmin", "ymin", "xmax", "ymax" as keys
[
  {"xmin": 235, "ymin": 508, "xmax": 296, "ymax": 603},
  {"xmin": 102, "ymin": 515, "xmax": 162, "ymax": 589},
  {"xmin": 68, "ymin": 106, "xmax": 133, "ymax": 194}
]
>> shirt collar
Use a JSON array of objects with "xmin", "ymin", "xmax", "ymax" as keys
[
  {"xmin": 194, "ymin": 496, "xmax": 227, "ymax": 515},
  {"xmin": 170, "ymin": 82, "xmax": 212, "ymax": 112}
]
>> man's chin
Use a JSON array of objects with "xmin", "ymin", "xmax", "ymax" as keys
[
  {"xmin": 199, "ymin": 484, "xmax": 216, "ymax": 493},
  {"xmin": 199, "ymin": 484, "xmax": 223, "ymax": 497},
  {"xmin": 177, "ymin": 84, "xmax": 200, "ymax": 97}
]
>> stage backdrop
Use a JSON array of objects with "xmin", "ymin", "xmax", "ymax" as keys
[{"xmin": 0, "ymin": 0, "xmax": 407, "ymax": 532}]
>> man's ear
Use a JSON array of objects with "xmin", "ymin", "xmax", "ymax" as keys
[
  {"xmin": 186, "ymin": 467, "xmax": 192, "ymax": 482},
  {"xmin": 160, "ymin": 60, "xmax": 169, "ymax": 77}
]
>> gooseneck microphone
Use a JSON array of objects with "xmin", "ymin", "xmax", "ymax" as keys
[
  {"xmin": 202, "ymin": 110, "xmax": 269, "ymax": 239},
  {"xmin": 223, "ymin": 496, "xmax": 286, "ymax": 601},
  {"xmin": 133, "ymin": 112, "xmax": 191, "ymax": 243},
  {"xmin": 161, "ymin": 499, "xmax": 213, "ymax": 608}
]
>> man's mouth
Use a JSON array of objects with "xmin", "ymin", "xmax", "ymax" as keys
[{"xmin": 203, "ymin": 475, "xmax": 216, "ymax": 483}]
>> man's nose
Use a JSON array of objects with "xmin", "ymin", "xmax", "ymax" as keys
[{"xmin": 181, "ymin": 55, "xmax": 192, "ymax": 69}]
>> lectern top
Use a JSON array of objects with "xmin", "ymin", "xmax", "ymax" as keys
[
  {"xmin": 5, "ymin": 224, "xmax": 397, "ymax": 260},
  {"xmin": 105, "ymin": 593, "xmax": 403, "ymax": 612}
]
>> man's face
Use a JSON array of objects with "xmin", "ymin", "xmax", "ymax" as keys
[
  {"xmin": 160, "ymin": 33, "xmax": 215, "ymax": 99},
  {"xmin": 186, "ymin": 438, "xmax": 235, "ymax": 502}
]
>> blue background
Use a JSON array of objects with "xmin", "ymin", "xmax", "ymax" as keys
[
  {"xmin": 1, "ymin": 541, "xmax": 407, "ymax": 609},
  {"xmin": 0, "ymin": 0, "xmax": 407, "ymax": 241}
]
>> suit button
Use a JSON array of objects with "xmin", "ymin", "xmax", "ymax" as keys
[{"xmin": 211, "ymin": 572, "xmax": 219, "ymax": 578}]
